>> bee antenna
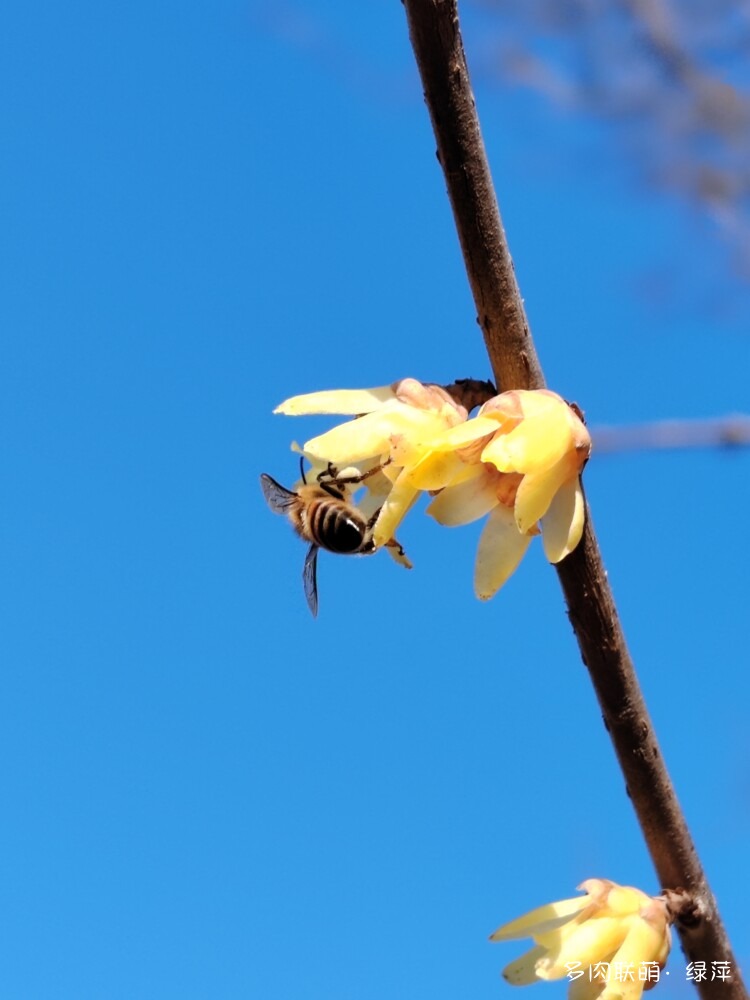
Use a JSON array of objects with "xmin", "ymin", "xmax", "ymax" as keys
[{"xmin": 299, "ymin": 456, "xmax": 308, "ymax": 485}]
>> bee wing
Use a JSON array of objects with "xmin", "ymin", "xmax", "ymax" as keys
[
  {"xmin": 260, "ymin": 473, "xmax": 297, "ymax": 514},
  {"xmin": 303, "ymin": 543, "xmax": 319, "ymax": 618}
]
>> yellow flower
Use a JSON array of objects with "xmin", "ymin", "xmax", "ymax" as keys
[
  {"xmin": 274, "ymin": 382, "xmax": 591, "ymax": 597},
  {"xmin": 424, "ymin": 389, "xmax": 591, "ymax": 599},
  {"xmin": 275, "ymin": 378, "xmax": 470, "ymax": 548},
  {"xmin": 490, "ymin": 879, "xmax": 672, "ymax": 1000}
]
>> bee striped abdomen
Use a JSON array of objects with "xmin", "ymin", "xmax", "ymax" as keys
[
  {"xmin": 260, "ymin": 469, "xmax": 385, "ymax": 616},
  {"xmin": 309, "ymin": 499, "xmax": 365, "ymax": 553}
]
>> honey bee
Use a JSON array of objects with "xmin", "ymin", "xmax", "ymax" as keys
[{"xmin": 260, "ymin": 463, "xmax": 383, "ymax": 617}]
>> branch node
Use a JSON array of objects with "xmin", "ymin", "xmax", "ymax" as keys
[{"xmin": 662, "ymin": 887, "xmax": 702, "ymax": 929}]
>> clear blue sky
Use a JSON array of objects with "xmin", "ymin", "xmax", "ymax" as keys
[{"xmin": 1, "ymin": 2, "xmax": 748, "ymax": 998}]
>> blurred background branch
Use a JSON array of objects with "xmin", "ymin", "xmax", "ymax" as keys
[
  {"xmin": 471, "ymin": 0, "xmax": 750, "ymax": 277},
  {"xmin": 261, "ymin": 0, "xmax": 750, "ymax": 308},
  {"xmin": 593, "ymin": 413, "xmax": 750, "ymax": 451}
]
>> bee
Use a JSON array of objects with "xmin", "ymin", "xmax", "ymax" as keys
[{"xmin": 260, "ymin": 462, "xmax": 384, "ymax": 617}]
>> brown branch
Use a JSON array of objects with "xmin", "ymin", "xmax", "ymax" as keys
[
  {"xmin": 402, "ymin": 2, "xmax": 747, "ymax": 997},
  {"xmin": 402, "ymin": 2, "xmax": 545, "ymax": 394}
]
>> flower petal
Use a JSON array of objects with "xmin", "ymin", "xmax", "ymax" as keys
[
  {"xmin": 537, "ymin": 917, "xmax": 629, "ymax": 979},
  {"xmin": 481, "ymin": 409, "xmax": 573, "ymax": 474},
  {"xmin": 392, "ymin": 378, "xmax": 466, "ymax": 422},
  {"xmin": 598, "ymin": 916, "xmax": 669, "ymax": 1000},
  {"xmin": 541, "ymin": 477, "xmax": 586, "ymax": 563},
  {"xmin": 502, "ymin": 944, "xmax": 549, "ymax": 985},
  {"xmin": 426, "ymin": 468, "xmax": 498, "ymax": 526},
  {"xmin": 569, "ymin": 971, "xmax": 609, "ymax": 1000},
  {"xmin": 480, "ymin": 388, "xmax": 566, "ymax": 421},
  {"xmin": 513, "ymin": 458, "xmax": 573, "ymax": 533},
  {"xmin": 372, "ymin": 471, "xmax": 420, "ymax": 546},
  {"xmin": 609, "ymin": 913, "xmax": 670, "ymax": 969},
  {"xmin": 275, "ymin": 386, "xmax": 397, "ymax": 415},
  {"xmin": 513, "ymin": 389, "xmax": 568, "ymax": 418},
  {"xmin": 303, "ymin": 403, "xmax": 440, "ymax": 464},
  {"xmin": 474, "ymin": 505, "xmax": 533, "ymax": 600},
  {"xmin": 402, "ymin": 449, "xmax": 470, "ymax": 490},
  {"xmin": 427, "ymin": 415, "xmax": 510, "ymax": 452},
  {"xmin": 602, "ymin": 885, "xmax": 652, "ymax": 918},
  {"xmin": 490, "ymin": 895, "xmax": 592, "ymax": 942}
]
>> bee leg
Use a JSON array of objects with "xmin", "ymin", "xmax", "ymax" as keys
[
  {"xmin": 319, "ymin": 480, "xmax": 346, "ymax": 500},
  {"xmin": 385, "ymin": 537, "xmax": 412, "ymax": 570},
  {"xmin": 316, "ymin": 462, "xmax": 340, "ymax": 483},
  {"xmin": 357, "ymin": 457, "xmax": 392, "ymax": 480},
  {"xmin": 364, "ymin": 505, "xmax": 383, "ymax": 531},
  {"xmin": 325, "ymin": 458, "xmax": 393, "ymax": 487}
]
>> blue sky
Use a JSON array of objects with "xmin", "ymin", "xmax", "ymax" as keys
[{"xmin": 1, "ymin": 2, "xmax": 748, "ymax": 998}]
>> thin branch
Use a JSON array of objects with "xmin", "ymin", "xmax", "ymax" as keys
[
  {"xmin": 593, "ymin": 414, "xmax": 750, "ymax": 453},
  {"xmin": 401, "ymin": 2, "xmax": 545, "ymax": 394},
  {"xmin": 402, "ymin": 2, "xmax": 747, "ymax": 997}
]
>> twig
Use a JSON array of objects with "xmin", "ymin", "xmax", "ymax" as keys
[
  {"xmin": 593, "ymin": 415, "xmax": 750, "ymax": 453},
  {"xmin": 402, "ymin": 2, "xmax": 747, "ymax": 996}
]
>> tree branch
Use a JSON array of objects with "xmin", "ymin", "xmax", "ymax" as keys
[
  {"xmin": 402, "ymin": 2, "xmax": 747, "ymax": 996},
  {"xmin": 402, "ymin": 0, "xmax": 545, "ymax": 393},
  {"xmin": 593, "ymin": 415, "xmax": 750, "ymax": 453}
]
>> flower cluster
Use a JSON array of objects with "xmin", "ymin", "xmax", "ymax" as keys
[
  {"xmin": 274, "ymin": 377, "xmax": 591, "ymax": 598},
  {"xmin": 491, "ymin": 879, "xmax": 673, "ymax": 1000}
]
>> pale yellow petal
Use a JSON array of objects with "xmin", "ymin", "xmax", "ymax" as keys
[
  {"xmin": 392, "ymin": 378, "xmax": 466, "ymax": 423},
  {"xmin": 474, "ymin": 505, "xmax": 533, "ymax": 600},
  {"xmin": 387, "ymin": 416, "xmax": 474, "ymax": 475},
  {"xmin": 303, "ymin": 403, "xmax": 438, "ymax": 464},
  {"xmin": 481, "ymin": 409, "xmax": 572, "ymax": 474},
  {"xmin": 480, "ymin": 388, "xmax": 560, "ymax": 419},
  {"xmin": 403, "ymin": 449, "xmax": 470, "ymax": 490},
  {"xmin": 604, "ymin": 886, "xmax": 653, "ymax": 918},
  {"xmin": 426, "ymin": 416, "xmax": 508, "ymax": 452},
  {"xmin": 577, "ymin": 880, "xmax": 615, "ymax": 909},
  {"xmin": 380, "ymin": 461, "xmax": 402, "ymax": 485},
  {"xmin": 387, "ymin": 434, "xmax": 428, "ymax": 469},
  {"xmin": 639, "ymin": 901, "xmax": 670, "ymax": 967},
  {"xmin": 502, "ymin": 945, "xmax": 549, "ymax": 985},
  {"xmin": 599, "ymin": 916, "xmax": 668, "ymax": 1000},
  {"xmin": 569, "ymin": 971, "xmax": 608, "ymax": 1000},
  {"xmin": 275, "ymin": 386, "xmax": 397, "ymax": 415},
  {"xmin": 538, "ymin": 917, "xmax": 629, "ymax": 979},
  {"xmin": 426, "ymin": 470, "xmax": 499, "ymax": 526},
  {"xmin": 610, "ymin": 915, "xmax": 669, "ymax": 970},
  {"xmin": 513, "ymin": 458, "xmax": 573, "ymax": 534},
  {"xmin": 477, "ymin": 391, "xmax": 525, "ymax": 422},
  {"xmin": 653, "ymin": 932, "xmax": 671, "ymax": 967},
  {"xmin": 599, "ymin": 983, "xmax": 645, "ymax": 1000},
  {"xmin": 372, "ymin": 472, "xmax": 420, "ymax": 546},
  {"xmin": 514, "ymin": 389, "xmax": 569, "ymax": 418},
  {"xmin": 490, "ymin": 895, "xmax": 592, "ymax": 942},
  {"xmin": 542, "ymin": 477, "xmax": 586, "ymax": 563},
  {"xmin": 445, "ymin": 460, "xmax": 494, "ymax": 487}
]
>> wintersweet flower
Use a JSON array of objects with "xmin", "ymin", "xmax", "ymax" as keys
[
  {"xmin": 490, "ymin": 879, "xmax": 672, "ymax": 1000},
  {"xmin": 424, "ymin": 389, "xmax": 591, "ymax": 599},
  {"xmin": 275, "ymin": 378, "xmax": 471, "ymax": 548}
]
